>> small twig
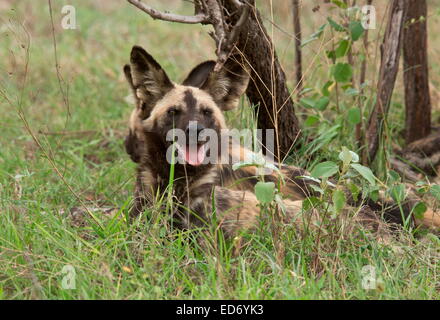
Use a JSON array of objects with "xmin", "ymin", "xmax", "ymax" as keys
[
  {"xmin": 126, "ymin": 0, "xmax": 249, "ymax": 72},
  {"xmin": 206, "ymin": 0, "xmax": 227, "ymax": 50},
  {"xmin": 127, "ymin": 0, "xmax": 209, "ymax": 24}
]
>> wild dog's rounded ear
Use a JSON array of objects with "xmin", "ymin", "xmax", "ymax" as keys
[
  {"xmin": 129, "ymin": 46, "xmax": 174, "ymax": 117},
  {"xmin": 123, "ymin": 64, "xmax": 140, "ymax": 105},
  {"xmin": 201, "ymin": 55, "xmax": 250, "ymax": 111},
  {"xmin": 123, "ymin": 64, "xmax": 134, "ymax": 85},
  {"xmin": 182, "ymin": 60, "xmax": 216, "ymax": 88}
]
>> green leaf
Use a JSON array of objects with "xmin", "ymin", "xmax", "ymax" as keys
[
  {"xmin": 430, "ymin": 185, "xmax": 440, "ymax": 201},
  {"xmin": 349, "ymin": 21, "xmax": 364, "ymax": 41},
  {"xmin": 315, "ymin": 97, "xmax": 330, "ymax": 111},
  {"xmin": 275, "ymin": 194, "xmax": 287, "ymax": 214},
  {"xmin": 300, "ymin": 98, "xmax": 316, "ymax": 109},
  {"xmin": 305, "ymin": 115, "xmax": 320, "ymax": 126},
  {"xmin": 232, "ymin": 160, "xmax": 259, "ymax": 171},
  {"xmin": 333, "ymin": 190, "xmax": 346, "ymax": 213},
  {"xmin": 347, "ymin": 107, "xmax": 361, "ymax": 125},
  {"xmin": 302, "ymin": 24, "xmax": 327, "ymax": 47},
  {"xmin": 349, "ymin": 183, "xmax": 360, "ymax": 202},
  {"xmin": 311, "ymin": 161, "xmax": 339, "ymax": 179},
  {"xmin": 351, "ymin": 164, "xmax": 376, "ymax": 185},
  {"xmin": 339, "ymin": 148, "xmax": 352, "ymax": 166},
  {"xmin": 322, "ymin": 81, "xmax": 334, "ymax": 96},
  {"xmin": 369, "ymin": 188, "xmax": 379, "ymax": 202},
  {"xmin": 390, "ymin": 184, "xmax": 406, "ymax": 203},
  {"xmin": 300, "ymin": 97, "xmax": 329, "ymax": 111},
  {"xmin": 335, "ymin": 40, "xmax": 350, "ymax": 58},
  {"xmin": 331, "ymin": 63, "xmax": 353, "ymax": 83},
  {"xmin": 310, "ymin": 184, "xmax": 325, "ymax": 195},
  {"xmin": 413, "ymin": 202, "xmax": 428, "ymax": 220},
  {"xmin": 327, "ymin": 17, "xmax": 345, "ymax": 32},
  {"xmin": 331, "ymin": 0, "xmax": 348, "ymax": 9},
  {"xmin": 302, "ymin": 197, "xmax": 321, "ymax": 211},
  {"xmin": 339, "ymin": 147, "xmax": 359, "ymax": 166},
  {"xmin": 388, "ymin": 170, "xmax": 401, "ymax": 184},
  {"xmin": 326, "ymin": 50, "xmax": 336, "ymax": 61},
  {"xmin": 298, "ymin": 175, "xmax": 321, "ymax": 184},
  {"xmin": 345, "ymin": 88, "xmax": 360, "ymax": 96},
  {"xmin": 415, "ymin": 181, "xmax": 427, "ymax": 187},
  {"xmin": 254, "ymin": 182, "xmax": 275, "ymax": 204}
]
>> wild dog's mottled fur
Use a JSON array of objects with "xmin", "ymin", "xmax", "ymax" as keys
[
  {"xmin": 123, "ymin": 46, "xmax": 316, "ymax": 235},
  {"xmin": 123, "ymin": 46, "xmax": 440, "ymax": 235}
]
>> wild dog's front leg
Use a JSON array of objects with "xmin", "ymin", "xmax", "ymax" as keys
[
  {"xmin": 131, "ymin": 182, "xmax": 147, "ymax": 218},
  {"xmin": 213, "ymin": 188, "xmax": 260, "ymax": 238},
  {"xmin": 220, "ymin": 162, "xmax": 318, "ymax": 201},
  {"xmin": 213, "ymin": 188, "xmax": 310, "ymax": 237},
  {"xmin": 130, "ymin": 168, "xmax": 158, "ymax": 218}
]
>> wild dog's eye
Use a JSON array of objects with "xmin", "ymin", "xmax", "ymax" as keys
[
  {"xmin": 167, "ymin": 107, "xmax": 180, "ymax": 116},
  {"xmin": 202, "ymin": 108, "xmax": 213, "ymax": 116}
]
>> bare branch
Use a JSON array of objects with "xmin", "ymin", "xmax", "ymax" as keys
[
  {"xmin": 213, "ymin": 2, "xmax": 250, "ymax": 71},
  {"xmin": 127, "ymin": 0, "xmax": 209, "ymax": 24},
  {"xmin": 230, "ymin": 0, "xmax": 244, "ymax": 8},
  {"xmin": 126, "ymin": 0, "xmax": 250, "ymax": 72},
  {"xmin": 226, "ymin": 3, "xmax": 249, "ymax": 48},
  {"xmin": 206, "ymin": 0, "xmax": 227, "ymax": 48}
]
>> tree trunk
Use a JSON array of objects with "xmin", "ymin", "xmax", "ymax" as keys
[
  {"xmin": 403, "ymin": 0, "xmax": 431, "ymax": 144},
  {"xmin": 222, "ymin": 0, "xmax": 301, "ymax": 160},
  {"xmin": 365, "ymin": 0, "xmax": 407, "ymax": 164},
  {"xmin": 292, "ymin": 0, "xmax": 303, "ymax": 96},
  {"xmin": 357, "ymin": 0, "xmax": 373, "ymax": 147}
]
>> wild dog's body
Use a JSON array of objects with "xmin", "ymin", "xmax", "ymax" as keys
[
  {"xmin": 122, "ymin": 46, "xmax": 316, "ymax": 235},
  {"xmin": 132, "ymin": 126, "xmax": 312, "ymax": 235},
  {"xmin": 123, "ymin": 46, "xmax": 440, "ymax": 235}
]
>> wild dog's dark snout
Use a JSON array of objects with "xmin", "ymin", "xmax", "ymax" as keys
[{"xmin": 185, "ymin": 122, "xmax": 205, "ymax": 144}]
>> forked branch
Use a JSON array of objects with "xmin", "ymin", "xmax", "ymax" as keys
[
  {"xmin": 127, "ymin": 0, "xmax": 209, "ymax": 24},
  {"xmin": 126, "ymin": 0, "xmax": 302, "ymax": 156},
  {"xmin": 127, "ymin": 0, "xmax": 250, "ymax": 71}
]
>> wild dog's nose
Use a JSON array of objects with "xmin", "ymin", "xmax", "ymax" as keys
[{"xmin": 185, "ymin": 121, "xmax": 205, "ymax": 143}]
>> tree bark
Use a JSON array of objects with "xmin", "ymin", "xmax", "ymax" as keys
[
  {"xmin": 403, "ymin": 0, "xmax": 431, "ymax": 144},
  {"xmin": 356, "ymin": 0, "xmax": 373, "ymax": 147},
  {"xmin": 365, "ymin": 0, "xmax": 407, "ymax": 164},
  {"xmin": 221, "ymin": 0, "xmax": 301, "ymax": 160},
  {"xmin": 292, "ymin": 0, "xmax": 303, "ymax": 96}
]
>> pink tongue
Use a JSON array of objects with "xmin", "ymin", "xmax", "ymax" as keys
[{"xmin": 184, "ymin": 144, "xmax": 206, "ymax": 166}]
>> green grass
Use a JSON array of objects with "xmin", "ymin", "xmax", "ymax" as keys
[{"xmin": 0, "ymin": 0, "xmax": 439, "ymax": 299}]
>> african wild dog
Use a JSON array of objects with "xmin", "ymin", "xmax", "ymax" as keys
[{"xmin": 123, "ymin": 46, "xmax": 440, "ymax": 236}]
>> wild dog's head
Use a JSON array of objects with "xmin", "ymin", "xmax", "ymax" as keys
[{"xmin": 123, "ymin": 45, "xmax": 250, "ymax": 168}]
